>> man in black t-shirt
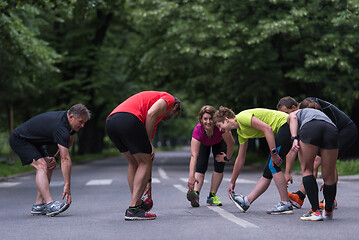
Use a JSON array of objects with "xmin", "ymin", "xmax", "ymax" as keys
[{"xmin": 9, "ymin": 104, "xmax": 91, "ymax": 217}]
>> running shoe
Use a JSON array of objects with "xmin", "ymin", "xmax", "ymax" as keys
[
  {"xmin": 140, "ymin": 197, "xmax": 153, "ymax": 212},
  {"xmin": 124, "ymin": 207, "xmax": 156, "ymax": 221},
  {"xmin": 207, "ymin": 193, "xmax": 222, "ymax": 206},
  {"xmin": 300, "ymin": 209, "xmax": 323, "ymax": 221},
  {"xmin": 187, "ymin": 190, "xmax": 199, "ymax": 207},
  {"xmin": 288, "ymin": 191, "xmax": 304, "ymax": 209},
  {"xmin": 228, "ymin": 191, "xmax": 249, "ymax": 212},
  {"xmin": 30, "ymin": 203, "xmax": 46, "ymax": 216},
  {"xmin": 322, "ymin": 210, "xmax": 333, "ymax": 220},
  {"xmin": 265, "ymin": 201, "xmax": 294, "ymax": 215},
  {"xmin": 44, "ymin": 201, "xmax": 69, "ymax": 217},
  {"xmin": 319, "ymin": 199, "xmax": 338, "ymax": 210}
]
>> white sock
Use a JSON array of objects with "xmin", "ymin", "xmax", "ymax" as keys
[
  {"xmin": 244, "ymin": 196, "xmax": 250, "ymax": 206},
  {"xmin": 281, "ymin": 201, "xmax": 290, "ymax": 205}
]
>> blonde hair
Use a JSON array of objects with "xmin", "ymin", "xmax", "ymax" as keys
[{"xmin": 213, "ymin": 106, "xmax": 236, "ymax": 123}]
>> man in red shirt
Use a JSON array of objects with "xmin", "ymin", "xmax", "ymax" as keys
[{"xmin": 106, "ymin": 91, "xmax": 181, "ymax": 220}]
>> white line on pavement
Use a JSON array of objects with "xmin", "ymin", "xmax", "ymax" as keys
[
  {"xmin": 158, "ymin": 168, "xmax": 169, "ymax": 179},
  {"xmin": 174, "ymin": 184, "xmax": 188, "ymax": 193},
  {"xmin": 207, "ymin": 206, "xmax": 259, "ymax": 228},
  {"xmin": 86, "ymin": 179, "xmax": 113, "ymax": 186},
  {"xmin": 180, "ymin": 177, "xmax": 208, "ymax": 183},
  {"xmin": 50, "ymin": 181, "xmax": 64, "ymax": 187},
  {"xmin": 152, "ymin": 178, "xmax": 161, "ymax": 183},
  {"xmin": 223, "ymin": 178, "xmax": 257, "ymax": 184},
  {"xmin": 0, "ymin": 182, "xmax": 20, "ymax": 188}
]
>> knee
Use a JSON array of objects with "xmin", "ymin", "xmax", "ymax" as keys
[{"xmin": 33, "ymin": 158, "xmax": 48, "ymax": 172}]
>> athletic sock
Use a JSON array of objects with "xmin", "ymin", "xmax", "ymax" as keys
[
  {"xmin": 244, "ymin": 196, "xmax": 250, "ymax": 206},
  {"xmin": 209, "ymin": 192, "xmax": 215, "ymax": 197},
  {"xmin": 302, "ymin": 175, "xmax": 319, "ymax": 211},
  {"xmin": 323, "ymin": 183, "xmax": 337, "ymax": 213},
  {"xmin": 129, "ymin": 205, "xmax": 139, "ymax": 210},
  {"xmin": 296, "ymin": 191, "xmax": 306, "ymax": 200}
]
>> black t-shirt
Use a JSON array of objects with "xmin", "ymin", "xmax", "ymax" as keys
[
  {"xmin": 13, "ymin": 111, "xmax": 76, "ymax": 148},
  {"xmin": 308, "ymin": 97, "xmax": 353, "ymax": 130}
]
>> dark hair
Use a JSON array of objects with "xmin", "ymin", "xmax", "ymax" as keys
[
  {"xmin": 197, "ymin": 105, "xmax": 217, "ymax": 123},
  {"xmin": 213, "ymin": 106, "xmax": 236, "ymax": 123},
  {"xmin": 173, "ymin": 96, "xmax": 182, "ymax": 115},
  {"xmin": 299, "ymin": 99, "xmax": 320, "ymax": 110},
  {"xmin": 276, "ymin": 96, "xmax": 298, "ymax": 109},
  {"xmin": 68, "ymin": 104, "xmax": 91, "ymax": 120}
]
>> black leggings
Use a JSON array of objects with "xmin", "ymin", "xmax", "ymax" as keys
[
  {"xmin": 196, "ymin": 140, "xmax": 227, "ymax": 174},
  {"xmin": 262, "ymin": 123, "xmax": 291, "ymax": 179}
]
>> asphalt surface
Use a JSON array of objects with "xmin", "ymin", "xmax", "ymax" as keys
[{"xmin": 1, "ymin": 147, "xmax": 359, "ymax": 240}]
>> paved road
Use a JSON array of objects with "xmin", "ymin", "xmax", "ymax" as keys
[{"xmin": 1, "ymin": 147, "xmax": 358, "ymax": 240}]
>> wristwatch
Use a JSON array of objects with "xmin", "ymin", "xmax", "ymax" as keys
[
  {"xmin": 291, "ymin": 136, "xmax": 299, "ymax": 143},
  {"xmin": 271, "ymin": 148, "xmax": 278, "ymax": 155}
]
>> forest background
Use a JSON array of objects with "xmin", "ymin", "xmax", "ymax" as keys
[{"xmin": 1, "ymin": 0, "xmax": 359, "ymax": 162}]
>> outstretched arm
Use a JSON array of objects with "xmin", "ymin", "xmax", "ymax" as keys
[
  {"xmin": 286, "ymin": 111, "xmax": 300, "ymax": 184},
  {"xmin": 58, "ymin": 143, "xmax": 72, "ymax": 204},
  {"xmin": 229, "ymin": 141, "xmax": 248, "ymax": 192},
  {"xmin": 145, "ymin": 99, "xmax": 168, "ymax": 160},
  {"xmin": 188, "ymin": 138, "xmax": 200, "ymax": 190}
]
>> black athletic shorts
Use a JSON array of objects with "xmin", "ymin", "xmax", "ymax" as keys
[
  {"xmin": 196, "ymin": 140, "xmax": 227, "ymax": 174},
  {"xmin": 106, "ymin": 112, "xmax": 152, "ymax": 154},
  {"xmin": 9, "ymin": 133, "xmax": 49, "ymax": 166},
  {"xmin": 263, "ymin": 123, "xmax": 291, "ymax": 179},
  {"xmin": 300, "ymin": 120, "xmax": 338, "ymax": 149}
]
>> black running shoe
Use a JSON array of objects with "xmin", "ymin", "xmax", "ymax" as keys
[{"xmin": 124, "ymin": 208, "xmax": 156, "ymax": 221}]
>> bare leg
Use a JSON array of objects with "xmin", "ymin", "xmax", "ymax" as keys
[
  {"xmin": 298, "ymin": 142, "xmax": 320, "ymax": 210},
  {"xmin": 128, "ymin": 153, "xmax": 152, "ymax": 207},
  {"xmin": 30, "ymin": 158, "xmax": 53, "ymax": 204},
  {"xmin": 320, "ymin": 149, "xmax": 338, "ymax": 185},
  {"xmin": 194, "ymin": 172, "xmax": 205, "ymax": 193},
  {"xmin": 313, "ymin": 155, "xmax": 321, "ymax": 178},
  {"xmin": 209, "ymin": 171, "xmax": 224, "ymax": 194},
  {"xmin": 272, "ymin": 171, "xmax": 290, "ymax": 202},
  {"xmin": 123, "ymin": 151, "xmax": 138, "ymax": 195},
  {"xmin": 247, "ymin": 176, "xmax": 271, "ymax": 204},
  {"xmin": 35, "ymin": 157, "xmax": 56, "ymax": 204}
]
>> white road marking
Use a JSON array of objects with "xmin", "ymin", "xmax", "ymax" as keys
[
  {"xmin": 180, "ymin": 178, "xmax": 208, "ymax": 183},
  {"xmin": 50, "ymin": 181, "xmax": 64, "ymax": 187},
  {"xmin": 152, "ymin": 178, "xmax": 161, "ymax": 183},
  {"xmin": 86, "ymin": 179, "xmax": 113, "ymax": 186},
  {"xmin": 158, "ymin": 168, "xmax": 168, "ymax": 179},
  {"xmin": 0, "ymin": 182, "xmax": 20, "ymax": 188},
  {"xmin": 174, "ymin": 184, "xmax": 188, "ymax": 193},
  {"xmin": 173, "ymin": 183, "xmax": 259, "ymax": 228},
  {"xmin": 207, "ymin": 206, "xmax": 259, "ymax": 228},
  {"xmin": 223, "ymin": 178, "xmax": 257, "ymax": 184}
]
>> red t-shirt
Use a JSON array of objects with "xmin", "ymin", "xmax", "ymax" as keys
[{"xmin": 108, "ymin": 91, "xmax": 175, "ymax": 138}]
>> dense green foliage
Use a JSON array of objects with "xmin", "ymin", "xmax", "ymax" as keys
[{"xmin": 1, "ymin": 0, "xmax": 359, "ymax": 156}]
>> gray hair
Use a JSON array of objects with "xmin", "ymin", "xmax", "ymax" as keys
[{"xmin": 68, "ymin": 104, "xmax": 91, "ymax": 120}]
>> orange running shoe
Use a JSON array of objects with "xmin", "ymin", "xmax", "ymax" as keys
[{"xmin": 288, "ymin": 192, "xmax": 304, "ymax": 209}]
